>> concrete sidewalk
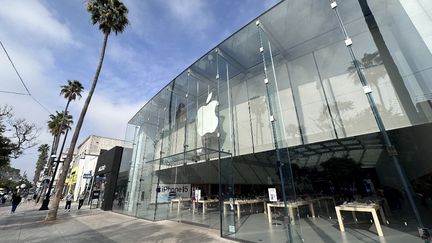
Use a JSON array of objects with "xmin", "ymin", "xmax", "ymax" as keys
[{"xmin": 0, "ymin": 202, "xmax": 234, "ymax": 243}]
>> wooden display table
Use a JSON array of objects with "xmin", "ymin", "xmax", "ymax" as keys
[
  {"xmin": 311, "ymin": 196, "xmax": 336, "ymax": 217},
  {"xmin": 223, "ymin": 199, "xmax": 266, "ymax": 218},
  {"xmin": 335, "ymin": 203, "xmax": 386, "ymax": 236},
  {"xmin": 267, "ymin": 200, "xmax": 315, "ymax": 224},
  {"xmin": 169, "ymin": 198, "xmax": 191, "ymax": 214},
  {"xmin": 192, "ymin": 199, "xmax": 218, "ymax": 214}
]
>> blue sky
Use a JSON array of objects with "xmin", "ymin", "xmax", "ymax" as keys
[{"xmin": 0, "ymin": 0, "xmax": 279, "ymax": 178}]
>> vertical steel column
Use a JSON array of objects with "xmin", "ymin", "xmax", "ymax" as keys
[
  {"xmin": 153, "ymin": 105, "xmax": 167, "ymax": 221},
  {"xmin": 153, "ymin": 129, "xmax": 165, "ymax": 221},
  {"xmin": 216, "ymin": 50, "xmax": 224, "ymax": 236}
]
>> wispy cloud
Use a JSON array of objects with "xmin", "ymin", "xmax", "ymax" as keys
[
  {"xmin": 164, "ymin": 0, "xmax": 213, "ymax": 32},
  {"xmin": 0, "ymin": 0, "xmax": 75, "ymax": 45},
  {"xmin": 72, "ymin": 91, "xmax": 144, "ymax": 139}
]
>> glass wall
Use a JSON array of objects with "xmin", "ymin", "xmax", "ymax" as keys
[{"xmin": 114, "ymin": 0, "xmax": 432, "ymax": 242}]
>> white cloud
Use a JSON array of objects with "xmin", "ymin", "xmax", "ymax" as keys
[
  {"xmin": 107, "ymin": 41, "xmax": 136, "ymax": 63},
  {"xmin": 72, "ymin": 91, "xmax": 145, "ymax": 141},
  {"xmin": 165, "ymin": 0, "xmax": 213, "ymax": 31},
  {"xmin": 0, "ymin": 0, "xmax": 74, "ymax": 45}
]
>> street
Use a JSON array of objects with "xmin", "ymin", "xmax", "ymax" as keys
[{"xmin": 0, "ymin": 201, "xmax": 233, "ymax": 243}]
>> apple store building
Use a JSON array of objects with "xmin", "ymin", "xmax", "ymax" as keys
[{"xmin": 112, "ymin": 1, "xmax": 432, "ymax": 242}]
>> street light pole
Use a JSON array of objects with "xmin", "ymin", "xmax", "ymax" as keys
[{"xmin": 40, "ymin": 129, "xmax": 69, "ymax": 210}]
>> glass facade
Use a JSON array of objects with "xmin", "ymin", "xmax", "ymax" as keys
[{"xmin": 113, "ymin": 0, "xmax": 432, "ymax": 242}]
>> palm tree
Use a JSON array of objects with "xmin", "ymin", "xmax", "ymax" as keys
[
  {"xmin": 46, "ymin": 0, "xmax": 129, "ymax": 221},
  {"xmin": 40, "ymin": 81, "xmax": 83, "ymax": 209},
  {"xmin": 44, "ymin": 80, "xmax": 82, "ymax": 177},
  {"xmin": 38, "ymin": 111, "xmax": 73, "ymax": 204},
  {"xmin": 45, "ymin": 111, "xmax": 74, "ymax": 175},
  {"xmin": 39, "ymin": 110, "xmax": 74, "ymax": 208},
  {"xmin": 33, "ymin": 144, "xmax": 50, "ymax": 185},
  {"xmin": 48, "ymin": 111, "xmax": 73, "ymax": 136},
  {"xmin": 60, "ymin": 80, "xmax": 84, "ymax": 114}
]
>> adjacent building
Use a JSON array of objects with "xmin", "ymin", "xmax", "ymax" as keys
[
  {"xmin": 65, "ymin": 135, "xmax": 124, "ymax": 200},
  {"xmin": 113, "ymin": 1, "xmax": 432, "ymax": 242}
]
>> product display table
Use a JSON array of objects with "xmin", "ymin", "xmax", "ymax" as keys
[
  {"xmin": 192, "ymin": 199, "xmax": 219, "ymax": 214},
  {"xmin": 169, "ymin": 198, "xmax": 191, "ymax": 214},
  {"xmin": 267, "ymin": 200, "xmax": 315, "ymax": 224},
  {"xmin": 335, "ymin": 202, "xmax": 386, "ymax": 236},
  {"xmin": 311, "ymin": 196, "xmax": 336, "ymax": 217},
  {"xmin": 223, "ymin": 199, "xmax": 267, "ymax": 218},
  {"xmin": 363, "ymin": 197, "xmax": 391, "ymax": 216}
]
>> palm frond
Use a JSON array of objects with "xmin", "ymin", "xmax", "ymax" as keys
[{"xmin": 86, "ymin": 0, "xmax": 129, "ymax": 35}]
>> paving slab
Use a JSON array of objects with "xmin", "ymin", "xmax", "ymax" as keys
[{"xmin": 0, "ymin": 201, "xmax": 234, "ymax": 243}]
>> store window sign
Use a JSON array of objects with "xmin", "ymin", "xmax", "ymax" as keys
[
  {"xmin": 229, "ymin": 225, "xmax": 236, "ymax": 233},
  {"xmin": 92, "ymin": 190, "xmax": 100, "ymax": 199},
  {"xmin": 195, "ymin": 189, "xmax": 201, "ymax": 201},
  {"xmin": 151, "ymin": 184, "xmax": 191, "ymax": 203},
  {"xmin": 98, "ymin": 165, "xmax": 106, "ymax": 172},
  {"xmin": 197, "ymin": 92, "xmax": 219, "ymax": 137},
  {"xmin": 268, "ymin": 188, "xmax": 277, "ymax": 202}
]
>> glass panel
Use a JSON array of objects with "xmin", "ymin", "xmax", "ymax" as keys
[
  {"xmin": 342, "ymin": 0, "xmax": 432, "ymax": 125},
  {"xmin": 271, "ymin": 57, "xmax": 303, "ymax": 147},
  {"xmin": 314, "ymin": 39, "xmax": 379, "ymax": 138},
  {"xmin": 112, "ymin": 123, "xmax": 137, "ymax": 215},
  {"xmin": 216, "ymin": 51, "xmax": 237, "ymax": 154},
  {"xmin": 246, "ymin": 67, "xmax": 274, "ymax": 153},
  {"xmin": 220, "ymin": 155, "xmax": 236, "ymax": 237},
  {"xmin": 287, "ymin": 53, "xmax": 337, "ymax": 144}
]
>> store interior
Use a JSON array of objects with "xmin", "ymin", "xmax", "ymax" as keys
[{"xmin": 124, "ymin": 123, "xmax": 432, "ymax": 243}]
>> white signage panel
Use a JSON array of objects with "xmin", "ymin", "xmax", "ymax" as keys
[
  {"xmin": 194, "ymin": 189, "xmax": 201, "ymax": 201},
  {"xmin": 268, "ymin": 188, "xmax": 278, "ymax": 202},
  {"xmin": 151, "ymin": 184, "xmax": 191, "ymax": 203}
]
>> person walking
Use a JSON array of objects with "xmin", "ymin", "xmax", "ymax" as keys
[
  {"xmin": 1, "ymin": 194, "xmax": 7, "ymax": 204},
  {"xmin": 11, "ymin": 192, "xmax": 22, "ymax": 213},
  {"xmin": 78, "ymin": 192, "xmax": 85, "ymax": 210},
  {"xmin": 64, "ymin": 192, "xmax": 73, "ymax": 212}
]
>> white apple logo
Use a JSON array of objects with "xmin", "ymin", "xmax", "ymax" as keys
[{"xmin": 197, "ymin": 92, "xmax": 219, "ymax": 137}]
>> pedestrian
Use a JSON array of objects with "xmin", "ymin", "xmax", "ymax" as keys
[
  {"xmin": 65, "ymin": 192, "xmax": 73, "ymax": 212},
  {"xmin": 11, "ymin": 191, "xmax": 22, "ymax": 213},
  {"xmin": 78, "ymin": 192, "xmax": 85, "ymax": 210}
]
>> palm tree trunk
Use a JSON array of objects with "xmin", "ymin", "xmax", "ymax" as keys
[
  {"xmin": 37, "ymin": 135, "xmax": 58, "ymax": 203},
  {"xmin": 45, "ymin": 135, "xmax": 60, "ymax": 176},
  {"xmin": 40, "ymin": 99, "xmax": 72, "ymax": 204},
  {"xmin": 62, "ymin": 99, "xmax": 71, "ymax": 125},
  {"xmin": 46, "ymin": 33, "xmax": 109, "ymax": 221}
]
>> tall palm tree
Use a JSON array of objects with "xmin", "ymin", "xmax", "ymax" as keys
[
  {"xmin": 47, "ymin": 111, "xmax": 73, "ymax": 137},
  {"xmin": 46, "ymin": 0, "xmax": 129, "ymax": 221},
  {"xmin": 45, "ymin": 81, "xmax": 83, "ymax": 177},
  {"xmin": 38, "ymin": 111, "xmax": 74, "ymax": 204},
  {"xmin": 60, "ymin": 80, "xmax": 84, "ymax": 114},
  {"xmin": 33, "ymin": 144, "xmax": 50, "ymax": 185},
  {"xmin": 45, "ymin": 111, "xmax": 74, "ymax": 174},
  {"xmin": 40, "ymin": 81, "xmax": 83, "ymax": 209}
]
